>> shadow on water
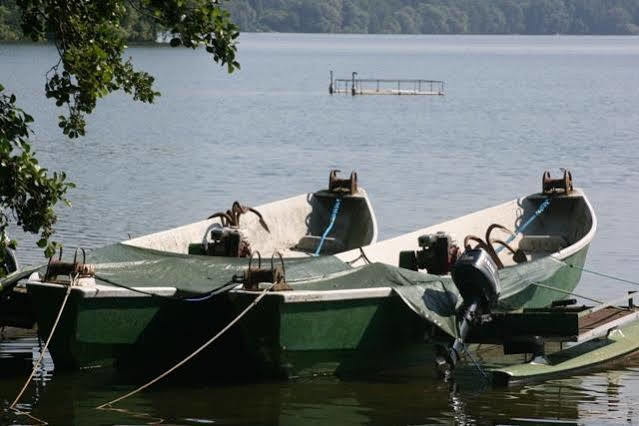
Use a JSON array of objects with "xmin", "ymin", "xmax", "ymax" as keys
[{"xmin": 2, "ymin": 336, "xmax": 639, "ymax": 425}]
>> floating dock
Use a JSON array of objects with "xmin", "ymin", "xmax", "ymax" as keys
[
  {"xmin": 329, "ymin": 71, "xmax": 444, "ymax": 96},
  {"xmin": 466, "ymin": 292, "xmax": 639, "ymax": 386}
]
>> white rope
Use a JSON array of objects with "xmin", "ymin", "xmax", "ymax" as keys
[
  {"xmin": 531, "ymin": 281, "xmax": 602, "ymax": 304},
  {"xmin": 10, "ymin": 281, "xmax": 73, "ymax": 410},
  {"xmin": 97, "ymin": 283, "xmax": 274, "ymax": 409}
]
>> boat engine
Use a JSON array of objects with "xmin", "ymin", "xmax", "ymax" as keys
[
  {"xmin": 399, "ymin": 232, "xmax": 459, "ymax": 275},
  {"xmin": 204, "ymin": 226, "xmax": 251, "ymax": 257},
  {"xmin": 436, "ymin": 248, "xmax": 501, "ymax": 376}
]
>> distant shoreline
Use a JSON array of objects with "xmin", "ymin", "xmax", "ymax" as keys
[
  {"xmin": 2, "ymin": 0, "xmax": 639, "ymax": 42},
  {"xmin": 2, "ymin": 32, "xmax": 639, "ymax": 46}
]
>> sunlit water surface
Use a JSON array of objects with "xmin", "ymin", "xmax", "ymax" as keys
[{"xmin": 1, "ymin": 34, "xmax": 639, "ymax": 424}]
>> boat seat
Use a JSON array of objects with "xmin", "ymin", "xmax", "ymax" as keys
[
  {"xmin": 519, "ymin": 235, "xmax": 568, "ymax": 253},
  {"xmin": 294, "ymin": 235, "xmax": 346, "ymax": 255}
]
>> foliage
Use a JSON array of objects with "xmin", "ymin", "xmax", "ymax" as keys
[
  {"xmin": 4, "ymin": 0, "xmax": 639, "ymax": 36},
  {"xmin": 0, "ymin": 0, "xmax": 240, "ymax": 269},
  {"xmin": 0, "ymin": 84, "xmax": 74, "ymax": 263},
  {"xmin": 0, "ymin": 1, "xmax": 22, "ymax": 40},
  {"xmin": 221, "ymin": 0, "xmax": 639, "ymax": 35}
]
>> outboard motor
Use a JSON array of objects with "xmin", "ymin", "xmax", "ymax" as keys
[{"xmin": 436, "ymin": 248, "xmax": 501, "ymax": 376}]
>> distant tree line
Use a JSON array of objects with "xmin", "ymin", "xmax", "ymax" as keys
[
  {"xmin": 2, "ymin": 0, "xmax": 639, "ymax": 40},
  {"xmin": 227, "ymin": 0, "xmax": 639, "ymax": 34},
  {"xmin": 0, "ymin": 0, "xmax": 159, "ymax": 41}
]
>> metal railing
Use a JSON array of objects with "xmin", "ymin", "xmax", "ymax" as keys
[{"xmin": 329, "ymin": 71, "xmax": 444, "ymax": 96}]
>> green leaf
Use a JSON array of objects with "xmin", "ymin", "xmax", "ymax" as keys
[{"xmin": 44, "ymin": 244, "xmax": 56, "ymax": 259}]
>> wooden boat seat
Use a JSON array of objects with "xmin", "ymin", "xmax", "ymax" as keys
[
  {"xmin": 294, "ymin": 235, "xmax": 346, "ymax": 255},
  {"xmin": 519, "ymin": 235, "xmax": 568, "ymax": 253}
]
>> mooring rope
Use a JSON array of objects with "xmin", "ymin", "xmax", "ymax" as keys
[
  {"xmin": 10, "ymin": 280, "xmax": 73, "ymax": 411},
  {"xmin": 551, "ymin": 257, "xmax": 639, "ymax": 288},
  {"xmin": 314, "ymin": 197, "xmax": 342, "ymax": 256},
  {"xmin": 530, "ymin": 281, "xmax": 602, "ymax": 304},
  {"xmin": 96, "ymin": 282, "xmax": 275, "ymax": 410},
  {"xmin": 461, "ymin": 341, "xmax": 488, "ymax": 380}
]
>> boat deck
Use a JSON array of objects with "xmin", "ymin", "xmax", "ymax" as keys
[
  {"xmin": 468, "ymin": 300, "xmax": 639, "ymax": 345},
  {"xmin": 471, "ymin": 296, "xmax": 639, "ymax": 386},
  {"xmin": 579, "ymin": 306, "xmax": 638, "ymax": 335}
]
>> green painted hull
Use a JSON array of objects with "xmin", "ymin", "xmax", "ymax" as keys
[
  {"xmin": 28, "ymin": 244, "xmax": 591, "ymax": 378},
  {"xmin": 29, "ymin": 286, "xmax": 241, "ymax": 370},
  {"xmin": 498, "ymin": 246, "xmax": 589, "ymax": 310},
  {"xmin": 226, "ymin": 293, "xmax": 439, "ymax": 378}
]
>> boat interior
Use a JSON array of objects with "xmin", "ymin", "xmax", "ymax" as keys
[
  {"xmin": 125, "ymin": 189, "xmax": 378, "ymax": 258},
  {"xmin": 337, "ymin": 188, "xmax": 595, "ymax": 272}
]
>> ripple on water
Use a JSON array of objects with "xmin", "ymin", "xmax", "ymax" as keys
[{"xmin": 2, "ymin": 34, "xmax": 639, "ymax": 425}]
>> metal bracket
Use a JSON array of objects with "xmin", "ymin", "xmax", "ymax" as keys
[
  {"xmin": 44, "ymin": 247, "xmax": 95, "ymax": 283},
  {"xmin": 542, "ymin": 169, "xmax": 573, "ymax": 195},
  {"xmin": 242, "ymin": 251, "xmax": 291, "ymax": 291},
  {"xmin": 329, "ymin": 169, "xmax": 358, "ymax": 195}
]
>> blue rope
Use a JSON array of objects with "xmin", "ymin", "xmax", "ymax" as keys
[
  {"xmin": 314, "ymin": 197, "xmax": 342, "ymax": 256},
  {"xmin": 496, "ymin": 198, "xmax": 551, "ymax": 253}
]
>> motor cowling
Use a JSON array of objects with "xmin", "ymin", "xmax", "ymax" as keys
[{"xmin": 451, "ymin": 248, "xmax": 501, "ymax": 312}]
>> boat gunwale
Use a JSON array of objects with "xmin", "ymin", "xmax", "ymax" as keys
[{"xmin": 23, "ymin": 189, "xmax": 596, "ymax": 303}]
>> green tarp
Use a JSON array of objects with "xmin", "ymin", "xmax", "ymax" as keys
[
  {"xmin": 88, "ymin": 243, "xmax": 351, "ymax": 293},
  {"xmin": 5, "ymin": 242, "xmax": 569, "ymax": 340},
  {"xmin": 83, "ymin": 244, "xmax": 462, "ymax": 338}
]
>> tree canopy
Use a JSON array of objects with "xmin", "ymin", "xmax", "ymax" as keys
[
  {"xmin": 4, "ymin": 0, "xmax": 637, "ymax": 37},
  {"xmin": 0, "ymin": 0, "xmax": 239, "ymax": 272},
  {"xmin": 224, "ymin": 0, "xmax": 639, "ymax": 34}
]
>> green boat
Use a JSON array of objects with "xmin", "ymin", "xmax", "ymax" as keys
[{"xmin": 21, "ymin": 171, "xmax": 597, "ymax": 379}]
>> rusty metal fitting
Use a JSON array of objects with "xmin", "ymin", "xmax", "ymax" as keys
[
  {"xmin": 329, "ymin": 169, "xmax": 358, "ymax": 194},
  {"xmin": 242, "ymin": 251, "xmax": 290, "ymax": 291},
  {"xmin": 207, "ymin": 201, "xmax": 269, "ymax": 233},
  {"xmin": 44, "ymin": 247, "xmax": 95, "ymax": 283},
  {"xmin": 542, "ymin": 169, "xmax": 573, "ymax": 195}
]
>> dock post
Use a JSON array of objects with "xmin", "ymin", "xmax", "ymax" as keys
[
  {"xmin": 351, "ymin": 72, "xmax": 357, "ymax": 96},
  {"xmin": 329, "ymin": 70, "xmax": 334, "ymax": 95}
]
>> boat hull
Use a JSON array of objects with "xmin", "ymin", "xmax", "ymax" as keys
[{"xmin": 29, "ymin": 242, "xmax": 591, "ymax": 378}]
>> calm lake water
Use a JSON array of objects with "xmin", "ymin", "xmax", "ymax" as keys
[{"xmin": 1, "ymin": 34, "xmax": 639, "ymax": 424}]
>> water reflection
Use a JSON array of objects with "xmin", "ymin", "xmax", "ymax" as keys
[
  {"xmin": 3, "ymin": 335, "xmax": 639, "ymax": 425},
  {"xmin": 2, "ymin": 33, "xmax": 639, "ymax": 425}
]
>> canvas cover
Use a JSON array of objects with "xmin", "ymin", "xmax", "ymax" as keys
[
  {"xmin": 66, "ymin": 244, "xmax": 462, "ymax": 338},
  {"xmin": 3, "ymin": 242, "xmax": 566, "ymax": 340}
]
